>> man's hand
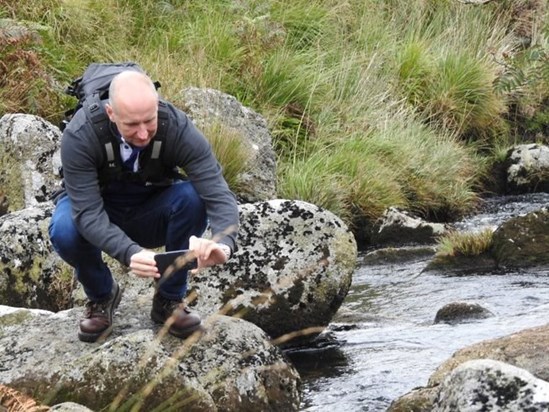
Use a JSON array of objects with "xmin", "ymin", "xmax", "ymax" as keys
[
  {"xmin": 189, "ymin": 235, "xmax": 231, "ymax": 272},
  {"xmin": 129, "ymin": 249, "xmax": 160, "ymax": 279}
]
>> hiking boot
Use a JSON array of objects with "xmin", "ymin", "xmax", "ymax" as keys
[
  {"xmin": 78, "ymin": 281, "xmax": 122, "ymax": 343},
  {"xmin": 150, "ymin": 294, "xmax": 202, "ymax": 338}
]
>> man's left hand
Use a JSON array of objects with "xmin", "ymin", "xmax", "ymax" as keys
[{"xmin": 189, "ymin": 235, "xmax": 231, "ymax": 272}]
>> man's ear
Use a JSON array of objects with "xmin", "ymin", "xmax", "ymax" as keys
[{"xmin": 105, "ymin": 103, "xmax": 115, "ymax": 122}]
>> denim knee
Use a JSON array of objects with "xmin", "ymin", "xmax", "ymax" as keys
[{"xmin": 49, "ymin": 197, "xmax": 80, "ymax": 260}]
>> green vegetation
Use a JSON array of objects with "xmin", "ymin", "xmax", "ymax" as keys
[
  {"xmin": 1, "ymin": 0, "xmax": 548, "ymax": 230},
  {"xmin": 435, "ymin": 228, "xmax": 494, "ymax": 258}
]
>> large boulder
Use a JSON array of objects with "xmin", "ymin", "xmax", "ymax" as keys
[
  {"xmin": 0, "ymin": 114, "xmax": 62, "ymax": 213},
  {"xmin": 0, "ymin": 303, "xmax": 301, "ymax": 411},
  {"xmin": 179, "ymin": 87, "xmax": 277, "ymax": 203},
  {"xmin": 388, "ymin": 324, "xmax": 549, "ymax": 411},
  {"xmin": 492, "ymin": 208, "xmax": 549, "ymax": 268},
  {"xmin": 505, "ymin": 144, "xmax": 549, "ymax": 194},
  {"xmin": 191, "ymin": 199, "xmax": 357, "ymax": 342}
]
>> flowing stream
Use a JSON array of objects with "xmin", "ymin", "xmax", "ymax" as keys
[{"xmin": 289, "ymin": 193, "xmax": 549, "ymax": 412}]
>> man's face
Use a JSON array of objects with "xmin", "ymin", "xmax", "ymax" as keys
[{"xmin": 106, "ymin": 96, "xmax": 158, "ymax": 148}]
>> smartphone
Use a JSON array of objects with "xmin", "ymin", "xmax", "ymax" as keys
[{"xmin": 154, "ymin": 249, "xmax": 197, "ymax": 276}]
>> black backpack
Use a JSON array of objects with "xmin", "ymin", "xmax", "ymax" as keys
[
  {"xmin": 60, "ymin": 62, "xmax": 160, "ymax": 131},
  {"xmin": 60, "ymin": 62, "xmax": 177, "ymax": 186}
]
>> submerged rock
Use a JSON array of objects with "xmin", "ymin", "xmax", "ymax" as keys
[{"xmin": 434, "ymin": 301, "xmax": 494, "ymax": 325}]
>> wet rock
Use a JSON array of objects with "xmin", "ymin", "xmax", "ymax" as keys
[
  {"xmin": 434, "ymin": 301, "xmax": 494, "ymax": 325},
  {"xmin": 425, "ymin": 253, "xmax": 498, "ymax": 275},
  {"xmin": 434, "ymin": 359, "xmax": 549, "ymax": 411},
  {"xmin": 180, "ymin": 87, "xmax": 276, "ymax": 203},
  {"xmin": 371, "ymin": 207, "xmax": 447, "ymax": 247},
  {"xmin": 387, "ymin": 386, "xmax": 439, "ymax": 412},
  {"xmin": 361, "ymin": 245, "xmax": 436, "ymax": 265},
  {"xmin": 492, "ymin": 208, "xmax": 549, "ymax": 268},
  {"xmin": 0, "ymin": 304, "xmax": 301, "ymax": 411},
  {"xmin": 505, "ymin": 144, "xmax": 549, "ymax": 194}
]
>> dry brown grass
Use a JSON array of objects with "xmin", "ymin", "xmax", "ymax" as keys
[{"xmin": 0, "ymin": 22, "xmax": 60, "ymax": 119}]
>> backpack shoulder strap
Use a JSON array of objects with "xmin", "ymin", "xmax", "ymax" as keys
[
  {"xmin": 83, "ymin": 94, "xmax": 121, "ymax": 174},
  {"xmin": 139, "ymin": 100, "xmax": 174, "ymax": 182},
  {"xmin": 152, "ymin": 100, "xmax": 170, "ymax": 158}
]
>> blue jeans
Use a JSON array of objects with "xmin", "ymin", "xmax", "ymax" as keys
[{"xmin": 49, "ymin": 181, "xmax": 207, "ymax": 301}]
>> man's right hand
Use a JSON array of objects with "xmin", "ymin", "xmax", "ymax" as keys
[{"xmin": 129, "ymin": 249, "xmax": 160, "ymax": 279}]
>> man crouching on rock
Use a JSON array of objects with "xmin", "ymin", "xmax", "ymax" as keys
[{"xmin": 49, "ymin": 70, "xmax": 239, "ymax": 343}]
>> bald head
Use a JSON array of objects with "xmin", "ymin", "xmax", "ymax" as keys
[
  {"xmin": 105, "ymin": 71, "xmax": 159, "ymax": 147},
  {"xmin": 108, "ymin": 71, "xmax": 158, "ymax": 114}
]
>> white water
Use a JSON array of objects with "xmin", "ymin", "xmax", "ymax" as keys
[{"xmin": 293, "ymin": 193, "xmax": 549, "ymax": 412}]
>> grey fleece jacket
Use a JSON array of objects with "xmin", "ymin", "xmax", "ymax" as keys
[{"xmin": 60, "ymin": 99, "xmax": 239, "ymax": 265}]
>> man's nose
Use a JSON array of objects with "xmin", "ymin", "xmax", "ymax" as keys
[{"xmin": 136, "ymin": 125, "xmax": 148, "ymax": 140}]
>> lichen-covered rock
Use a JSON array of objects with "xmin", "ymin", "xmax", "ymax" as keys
[
  {"xmin": 0, "ymin": 302, "xmax": 301, "ymax": 411},
  {"xmin": 0, "ymin": 114, "xmax": 62, "ymax": 212},
  {"xmin": 0, "ymin": 203, "xmax": 74, "ymax": 311},
  {"xmin": 505, "ymin": 144, "xmax": 549, "ymax": 194},
  {"xmin": 491, "ymin": 208, "xmax": 549, "ymax": 268},
  {"xmin": 179, "ymin": 87, "xmax": 276, "ymax": 203},
  {"xmin": 434, "ymin": 359, "xmax": 549, "ymax": 412},
  {"xmin": 191, "ymin": 199, "xmax": 357, "ymax": 342}
]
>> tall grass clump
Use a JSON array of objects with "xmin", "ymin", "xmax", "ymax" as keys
[
  {"xmin": 200, "ymin": 123, "xmax": 251, "ymax": 193},
  {"xmin": 392, "ymin": 2, "xmax": 514, "ymax": 142},
  {"xmin": 435, "ymin": 228, "xmax": 494, "ymax": 258},
  {"xmin": 278, "ymin": 108, "xmax": 484, "ymax": 228}
]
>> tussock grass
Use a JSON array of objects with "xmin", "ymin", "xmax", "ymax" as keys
[
  {"xmin": 435, "ymin": 228, "xmax": 494, "ymax": 258},
  {"xmin": 200, "ymin": 123, "xmax": 251, "ymax": 193}
]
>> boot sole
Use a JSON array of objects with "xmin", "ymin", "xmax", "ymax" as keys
[
  {"xmin": 168, "ymin": 322, "xmax": 203, "ymax": 339},
  {"xmin": 150, "ymin": 311, "xmax": 203, "ymax": 339},
  {"xmin": 78, "ymin": 282, "xmax": 123, "ymax": 343}
]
